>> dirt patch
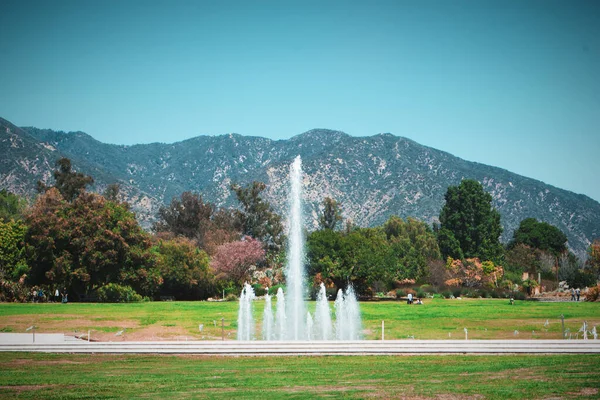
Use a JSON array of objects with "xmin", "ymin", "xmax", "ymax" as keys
[
  {"xmin": 0, "ymin": 314, "xmax": 140, "ymax": 333},
  {"xmin": 568, "ymin": 387, "xmax": 598, "ymax": 396},
  {"xmin": 284, "ymin": 385, "xmax": 378, "ymax": 393},
  {"xmin": 8, "ymin": 359, "xmax": 84, "ymax": 366},
  {"xmin": 0, "ymin": 384, "xmax": 78, "ymax": 393}
]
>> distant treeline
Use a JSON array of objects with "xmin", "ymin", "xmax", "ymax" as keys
[{"xmin": 0, "ymin": 158, "xmax": 598, "ymax": 302}]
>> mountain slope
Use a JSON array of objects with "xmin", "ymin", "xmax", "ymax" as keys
[{"xmin": 1, "ymin": 117, "xmax": 597, "ymax": 258}]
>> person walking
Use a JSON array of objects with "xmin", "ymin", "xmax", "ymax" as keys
[
  {"xmin": 576, "ymin": 288, "xmax": 581, "ymax": 302},
  {"xmin": 570, "ymin": 288, "xmax": 576, "ymax": 301},
  {"xmin": 407, "ymin": 292, "xmax": 413, "ymax": 305}
]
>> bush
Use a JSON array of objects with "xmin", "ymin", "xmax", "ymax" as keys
[
  {"xmin": 451, "ymin": 287, "xmax": 462, "ymax": 298},
  {"xmin": 225, "ymin": 293, "xmax": 238, "ymax": 301},
  {"xmin": 440, "ymin": 290, "xmax": 452, "ymax": 299},
  {"xmin": 415, "ymin": 288, "xmax": 426, "ymax": 299},
  {"xmin": 0, "ymin": 277, "xmax": 29, "ymax": 302},
  {"xmin": 420, "ymin": 284, "xmax": 436, "ymax": 294},
  {"xmin": 396, "ymin": 289, "xmax": 406, "ymax": 298},
  {"xmin": 97, "ymin": 284, "xmax": 143, "ymax": 303},
  {"xmin": 252, "ymin": 284, "xmax": 266, "ymax": 296},
  {"xmin": 268, "ymin": 284, "xmax": 286, "ymax": 295},
  {"xmin": 585, "ymin": 285, "xmax": 600, "ymax": 302},
  {"xmin": 512, "ymin": 291, "xmax": 526, "ymax": 301},
  {"xmin": 571, "ymin": 270, "xmax": 597, "ymax": 289}
]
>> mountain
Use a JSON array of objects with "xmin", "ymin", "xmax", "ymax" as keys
[{"xmin": 1, "ymin": 116, "xmax": 598, "ymax": 258}]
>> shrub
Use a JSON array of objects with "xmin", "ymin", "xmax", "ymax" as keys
[
  {"xmin": 252, "ymin": 284, "xmax": 266, "ymax": 296},
  {"xmin": 97, "ymin": 284, "xmax": 142, "ymax": 303},
  {"xmin": 268, "ymin": 284, "xmax": 286, "ymax": 295},
  {"xmin": 225, "ymin": 293, "xmax": 238, "ymax": 301},
  {"xmin": 440, "ymin": 290, "xmax": 452, "ymax": 299},
  {"xmin": 512, "ymin": 291, "xmax": 526, "ymax": 301},
  {"xmin": 451, "ymin": 287, "xmax": 462, "ymax": 298},
  {"xmin": 415, "ymin": 288, "xmax": 426, "ymax": 299},
  {"xmin": 396, "ymin": 289, "xmax": 406, "ymax": 298},
  {"xmin": 584, "ymin": 285, "xmax": 600, "ymax": 302}
]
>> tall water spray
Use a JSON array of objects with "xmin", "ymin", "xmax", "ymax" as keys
[
  {"xmin": 237, "ymin": 283, "xmax": 255, "ymax": 340},
  {"xmin": 237, "ymin": 155, "xmax": 362, "ymax": 341},
  {"xmin": 285, "ymin": 155, "xmax": 308, "ymax": 339},
  {"xmin": 262, "ymin": 291, "xmax": 273, "ymax": 340}
]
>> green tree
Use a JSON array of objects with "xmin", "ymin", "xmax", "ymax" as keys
[
  {"xmin": 439, "ymin": 179, "xmax": 503, "ymax": 262},
  {"xmin": 436, "ymin": 228, "xmax": 464, "ymax": 260},
  {"xmin": 0, "ymin": 189, "xmax": 27, "ymax": 222},
  {"xmin": 509, "ymin": 218, "xmax": 567, "ymax": 256},
  {"xmin": 154, "ymin": 192, "xmax": 214, "ymax": 244},
  {"xmin": 307, "ymin": 228, "xmax": 392, "ymax": 294},
  {"xmin": 153, "ymin": 237, "xmax": 213, "ymax": 300},
  {"xmin": 25, "ymin": 189, "xmax": 161, "ymax": 297},
  {"xmin": 319, "ymin": 197, "xmax": 343, "ymax": 230},
  {"xmin": 585, "ymin": 239, "xmax": 600, "ymax": 281},
  {"xmin": 37, "ymin": 158, "xmax": 94, "ymax": 202},
  {"xmin": 231, "ymin": 181, "xmax": 284, "ymax": 252},
  {"xmin": 0, "ymin": 219, "xmax": 28, "ymax": 280},
  {"xmin": 383, "ymin": 216, "xmax": 441, "ymax": 281}
]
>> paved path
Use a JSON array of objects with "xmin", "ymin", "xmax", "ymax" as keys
[{"xmin": 1, "ymin": 340, "xmax": 599, "ymax": 355}]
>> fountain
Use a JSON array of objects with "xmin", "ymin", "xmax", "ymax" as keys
[{"xmin": 237, "ymin": 155, "xmax": 361, "ymax": 340}]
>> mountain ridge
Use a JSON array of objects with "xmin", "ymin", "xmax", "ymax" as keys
[{"xmin": 1, "ymin": 117, "xmax": 598, "ymax": 258}]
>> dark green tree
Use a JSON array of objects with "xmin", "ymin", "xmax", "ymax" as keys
[
  {"xmin": 439, "ymin": 179, "xmax": 503, "ymax": 262},
  {"xmin": 230, "ymin": 181, "xmax": 284, "ymax": 252},
  {"xmin": 383, "ymin": 216, "xmax": 441, "ymax": 281},
  {"xmin": 37, "ymin": 158, "xmax": 94, "ymax": 202},
  {"xmin": 437, "ymin": 228, "xmax": 464, "ymax": 260},
  {"xmin": 319, "ymin": 197, "xmax": 343, "ymax": 230},
  {"xmin": 154, "ymin": 192, "xmax": 214, "ymax": 244},
  {"xmin": 0, "ymin": 189, "xmax": 27, "ymax": 222},
  {"xmin": 153, "ymin": 237, "xmax": 213, "ymax": 300},
  {"xmin": 0, "ymin": 219, "xmax": 28, "ymax": 280},
  {"xmin": 509, "ymin": 218, "xmax": 567, "ymax": 256},
  {"xmin": 25, "ymin": 189, "xmax": 161, "ymax": 297}
]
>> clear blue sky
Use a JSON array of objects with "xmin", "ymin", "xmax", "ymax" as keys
[{"xmin": 1, "ymin": 0, "xmax": 599, "ymax": 201}]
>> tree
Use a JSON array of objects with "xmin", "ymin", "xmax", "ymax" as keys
[
  {"xmin": 103, "ymin": 183, "xmax": 121, "ymax": 202},
  {"xmin": 37, "ymin": 158, "xmax": 94, "ymax": 202},
  {"xmin": 505, "ymin": 243, "xmax": 539, "ymax": 274},
  {"xmin": 444, "ymin": 257, "xmax": 504, "ymax": 288},
  {"xmin": 307, "ymin": 227, "xmax": 393, "ymax": 294},
  {"xmin": 230, "ymin": 182, "xmax": 284, "ymax": 252},
  {"xmin": 319, "ymin": 197, "xmax": 343, "ymax": 230},
  {"xmin": 210, "ymin": 237, "xmax": 266, "ymax": 287},
  {"xmin": 154, "ymin": 192, "xmax": 214, "ymax": 244},
  {"xmin": 439, "ymin": 179, "xmax": 503, "ymax": 262},
  {"xmin": 383, "ymin": 216, "xmax": 441, "ymax": 282},
  {"xmin": 586, "ymin": 239, "xmax": 600, "ymax": 281},
  {"xmin": 0, "ymin": 190, "xmax": 27, "ymax": 222},
  {"xmin": 509, "ymin": 218, "xmax": 567, "ymax": 256},
  {"xmin": 0, "ymin": 219, "xmax": 28, "ymax": 280},
  {"xmin": 153, "ymin": 237, "xmax": 213, "ymax": 300},
  {"xmin": 25, "ymin": 189, "xmax": 161, "ymax": 296},
  {"xmin": 437, "ymin": 228, "xmax": 464, "ymax": 260}
]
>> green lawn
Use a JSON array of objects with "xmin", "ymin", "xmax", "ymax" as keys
[
  {"xmin": 0, "ymin": 353, "xmax": 599, "ymax": 399},
  {"xmin": 0, "ymin": 298, "xmax": 597, "ymax": 340}
]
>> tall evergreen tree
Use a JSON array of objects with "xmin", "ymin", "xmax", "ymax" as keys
[
  {"xmin": 439, "ymin": 179, "xmax": 503, "ymax": 262},
  {"xmin": 509, "ymin": 218, "xmax": 567, "ymax": 256},
  {"xmin": 37, "ymin": 158, "xmax": 94, "ymax": 202},
  {"xmin": 230, "ymin": 181, "xmax": 284, "ymax": 252},
  {"xmin": 319, "ymin": 197, "xmax": 343, "ymax": 230}
]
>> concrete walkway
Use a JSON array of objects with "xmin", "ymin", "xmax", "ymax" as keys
[{"xmin": 1, "ymin": 340, "xmax": 599, "ymax": 355}]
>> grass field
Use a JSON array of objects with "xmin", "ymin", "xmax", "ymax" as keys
[
  {"xmin": 1, "ymin": 299, "xmax": 599, "ymax": 399},
  {"xmin": 0, "ymin": 353, "xmax": 599, "ymax": 399},
  {"xmin": 0, "ymin": 298, "xmax": 598, "ymax": 341}
]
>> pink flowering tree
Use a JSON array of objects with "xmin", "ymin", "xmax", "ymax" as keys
[{"xmin": 210, "ymin": 237, "xmax": 265, "ymax": 286}]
